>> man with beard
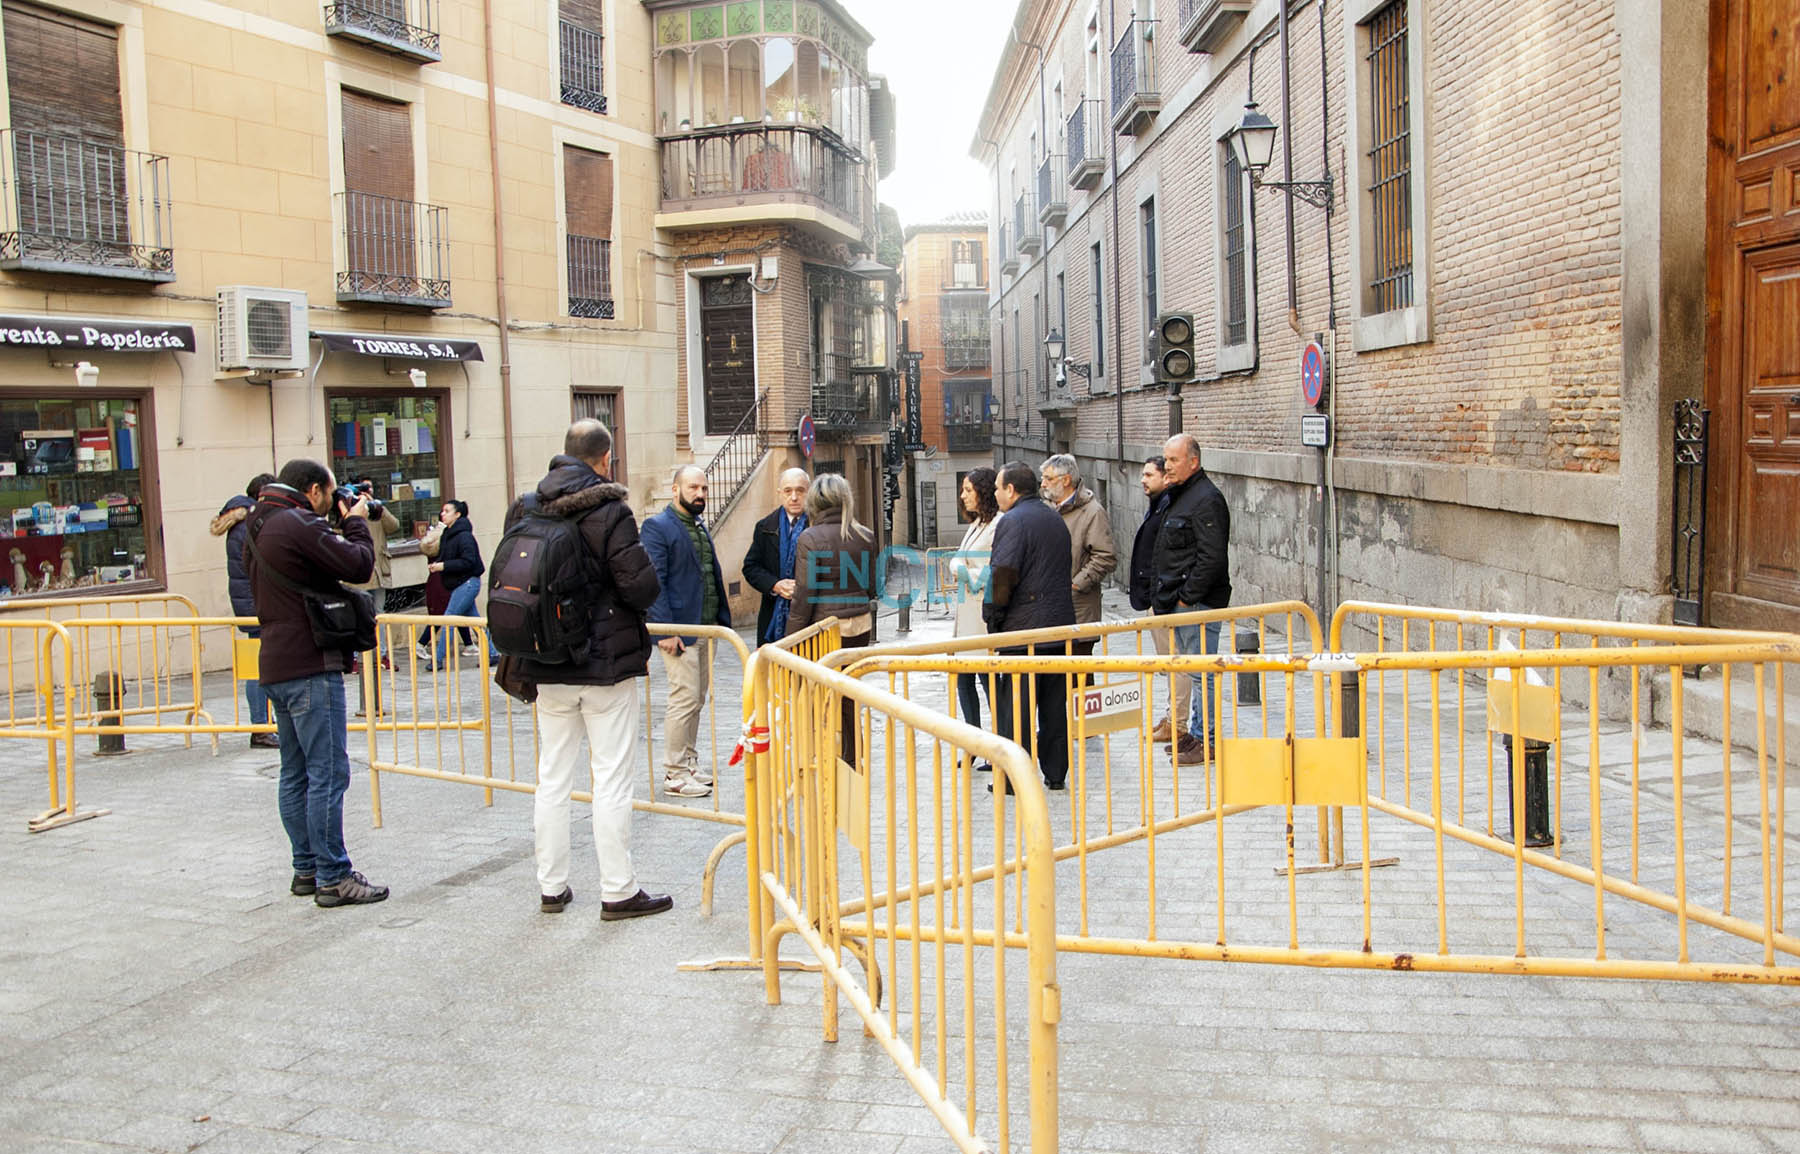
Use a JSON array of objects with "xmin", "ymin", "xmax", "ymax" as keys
[{"xmin": 641, "ymin": 465, "xmax": 731, "ymax": 798}]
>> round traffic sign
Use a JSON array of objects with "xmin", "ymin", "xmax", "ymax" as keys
[
  {"xmin": 798, "ymin": 413, "xmax": 816, "ymax": 458},
  {"xmin": 1300, "ymin": 341, "xmax": 1327, "ymax": 409}
]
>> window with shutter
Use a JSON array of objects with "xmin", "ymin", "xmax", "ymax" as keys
[
  {"xmin": 559, "ymin": 0, "xmax": 606, "ymax": 113},
  {"xmin": 0, "ymin": 3, "xmax": 173, "ymax": 278},
  {"xmin": 339, "ymin": 89, "xmax": 444, "ymax": 304},
  {"xmin": 564, "ymin": 145, "xmax": 614, "ymax": 318}
]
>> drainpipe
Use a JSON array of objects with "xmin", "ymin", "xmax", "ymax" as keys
[{"xmin": 482, "ymin": 0, "xmax": 517, "ymax": 498}]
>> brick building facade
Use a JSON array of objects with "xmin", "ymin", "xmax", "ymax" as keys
[{"xmin": 973, "ymin": 0, "xmax": 1735, "ymax": 633}]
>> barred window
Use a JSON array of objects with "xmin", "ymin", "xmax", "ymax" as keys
[
  {"xmin": 1140, "ymin": 196, "xmax": 1158, "ymax": 362},
  {"xmin": 1221, "ymin": 146, "xmax": 1248, "ymax": 346},
  {"xmin": 1090, "ymin": 242, "xmax": 1105, "ymax": 376},
  {"xmin": 1365, "ymin": 0, "xmax": 1412, "ymax": 313}
]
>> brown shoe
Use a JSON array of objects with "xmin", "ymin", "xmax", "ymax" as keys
[
  {"xmin": 250, "ymin": 732, "xmax": 279, "ymax": 749},
  {"xmin": 1170, "ymin": 734, "xmax": 1209, "ymax": 763},
  {"xmin": 1150, "ymin": 718, "xmax": 1173, "ymax": 744},
  {"xmin": 541, "ymin": 886, "xmax": 573, "ymax": 913},
  {"xmin": 601, "ymin": 889, "xmax": 673, "ymax": 921}
]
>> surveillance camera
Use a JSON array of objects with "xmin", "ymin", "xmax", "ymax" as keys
[
  {"xmin": 408, "ymin": 368, "xmax": 428, "ymax": 389},
  {"xmin": 74, "ymin": 361, "xmax": 98, "ymax": 388}
]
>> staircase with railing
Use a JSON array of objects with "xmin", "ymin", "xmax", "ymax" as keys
[{"xmin": 701, "ymin": 388, "xmax": 768, "ymax": 525}]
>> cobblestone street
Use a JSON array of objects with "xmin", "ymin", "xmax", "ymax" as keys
[{"xmin": 3, "ymin": 594, "xmax": 1799, "ymax": 1153}]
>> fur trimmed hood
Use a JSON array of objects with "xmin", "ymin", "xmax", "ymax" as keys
[{"xmin": 210, "ymin": 503, "xmax": 249, "ymax": 537}]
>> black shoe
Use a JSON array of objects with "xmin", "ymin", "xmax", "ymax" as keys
[
  {"xmin": 314, "ymin": 870, "xmax": 389, "ymax": 907},
  {"xmin": 1045, "ymin": 779, "xmax": 1067, "ymax": 792},
  {"xmin": 290, "ymin": 872, "xmax": 315, "ymax": 896},
  {"xmin": 250, "ymin": 733, "xmax": 279, "ymax": 749},
  {"xmin": 541, "ymin": 886, "xmax": 573, "ymax": 913},
  {"xmin": 986, "ymin": 778, "xmax": 1013, "ymax": 796},
  {"xmin": 601, "ymin": 889, "xmax": 673, "ymax": 921}
]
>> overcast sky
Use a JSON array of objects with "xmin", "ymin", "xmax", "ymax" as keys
[{"xmin": 860, "ymin": 0, "xmax": 1018, "ymax": 229}]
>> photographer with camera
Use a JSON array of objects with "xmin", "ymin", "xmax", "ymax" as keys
[
  {"xmin": 246, "ymin": 459, "xmax": 388, "ymax": 907},
  {"xmin": 345, "ymin": 478, "xmax": 401, "ymax": 715}
]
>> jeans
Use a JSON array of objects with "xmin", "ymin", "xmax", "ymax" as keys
[
  {"xmin": 534, "ymin": 681, "xmax": 640, "ymax": 901},
  {"xmin": 955, "ymin": 671, "xmax": 988, "ymax": 729},
  {"xmin": 1173, "ymin": 619, "xmax": 1222, "ymax": 743},
  {"xmin": 265, "ymin": 672, "xmax": 353, "ymax": 884},
  {"xmin": 435, "ymin": 576, "xmax": 481, "ymax": 661},
  {"xmin": 240, "ymin": 627, "xmax": 269, "ymax": 725}
]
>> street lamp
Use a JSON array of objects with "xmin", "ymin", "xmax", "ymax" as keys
[
  {"xmin": 1042, "ymin": 327, "xmax": 1092, "ymax": 384},
  {"xmin": 1228, "ymin": 101, "xmax": 1334, "ymax": 212}
]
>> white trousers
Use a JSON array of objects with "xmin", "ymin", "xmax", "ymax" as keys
[
  {"xmin": 533, "ymin": 681, "xmax": 640, "ymax": 901},
  {"xmin": 658, "ymin": 639, "xmax": 711, "ymax": 772}
]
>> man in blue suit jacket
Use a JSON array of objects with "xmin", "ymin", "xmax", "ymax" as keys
[{"xmin": 641, "ymin": 465, "xmax": 731, "ymax": 798}]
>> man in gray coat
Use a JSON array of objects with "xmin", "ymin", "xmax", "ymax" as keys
[{"xmin": 1040, "ymin": 454, "xmax": 1116, "ymax": 661}]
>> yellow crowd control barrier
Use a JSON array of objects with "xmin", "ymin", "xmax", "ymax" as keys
[
  {"xmin": 0, "ymin": 619, "xmax": 87, "ymax": 832},
  {"xmin": 922, "ymin": 547, "xmax": 959, "ymax": 618},
  {"xmin": 747, "ymin": 640, "xmax": 1059, "ymax": 1154},
  {"xmin": 843, "ymin": 634, "xmax": 1800, "ymax": 985},
  {"xmin": 361, "ymin": 614, "xmax": 755, "ymax": 914}
]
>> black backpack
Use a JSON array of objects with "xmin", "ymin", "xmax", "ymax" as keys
[{"xmin": 486, "ymin": 499, "xmax": 593, "ymax": 663}]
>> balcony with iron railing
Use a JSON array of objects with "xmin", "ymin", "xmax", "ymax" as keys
[
  {"xmin": 335, "ymin": 190, "xmax": 451, "ymax": 308},
  {"xmin": 813, "ymin": 354, "xmax": 888, "ymax": 433},
  {"xmin": 998, "ymin": 221, "xmax": 1017, "ymax": 276},
  {"xmin": 659, "ymin": 124, "xmax": 868, "ymax": 241},
  {"xmin": 1015, "ymin": 191, "xmax": 1040, "ymax": 257},
  {"xmin": 0, "ymin": 130, "xmax": 173, "ymax": 282},
  {"xmin": 1066, "ymin": 98, "xmax": 1105, "ymax": 190},
  {"xmin": 567, "ymin": 234, "xmax": 613, "ymax": 319},
  {"xmin": 560, "ymin": 20, "xmax": 606, "ymax": 113},
  {"xmin": 943, "ymin": 420, "xmax": 991, "ymax": 453},
  {"xmin": 1037, "ymin": 154, "xmax": 1067, "ymax": 229},
  {"xmin": 1111, "ymin": 19, "xmax": 1161, "ymax": 134},
  {"xmin": 323, "ymin": 0, "xmax": 440, "ymax": 63},
  {"xmin": 1178, "ymin": 0, "xmax": 1253, "ymax": 53}
]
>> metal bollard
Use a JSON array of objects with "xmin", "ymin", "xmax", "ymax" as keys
[
  {"xmin": 1339, "ymin": 676, "xmax": 1360, "ymax": 738},
  {"xmin": 1500, "ymin": 734, "xmax": 1553, "ymax": 847},
  {"xmin": 93, "ymin": 672, "xmax": 128, "ymax": 756},
  {"xmin": 1234, "ymin": 627, "xmax": 1261, "ymax": 705},
  {"xmin": 897, "ymin": 590, "xmax": 913, "ymax": 634}
]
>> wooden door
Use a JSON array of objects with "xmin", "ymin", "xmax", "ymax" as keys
[
  {"xmin": 1706, "ymin": 0, "xmax": 1800, "ymax": 630},
  {"xmin": 700, "ymin": 275, "xmax": 755, "ymax": 435}
]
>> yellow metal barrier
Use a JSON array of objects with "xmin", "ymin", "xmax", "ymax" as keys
[
  {"xmin": 922, "ymin": 546, "xmax": 959, "ymax": 618},
  {"xmin": 0, "ymin": 619, "xmax": 88, "ymax": 832},
  {"xmin": 848, "ymin": 639, "xmax": 1800, "ymax": 985},
  {"xmin": 361, "ymin": 614, "xmax": 756, "ymax": 912},
  {"xmin": 747, "ymin": 641, "xmax": 1059, "ymax": 1154}
]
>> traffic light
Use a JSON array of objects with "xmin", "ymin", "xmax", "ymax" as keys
[{"xmin": 1156, "ymin": 312, "xmax": 1196, "ymax": 383}]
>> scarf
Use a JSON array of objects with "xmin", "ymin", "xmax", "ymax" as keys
[{"xmin": 767, "ymin": 510, "xmax": 806, "ymax": 642}]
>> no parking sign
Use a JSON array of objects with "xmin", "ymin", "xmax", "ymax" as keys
[{"xmin": 1301, "ymin": 340, "xmax": 1327, "ymax": 409}]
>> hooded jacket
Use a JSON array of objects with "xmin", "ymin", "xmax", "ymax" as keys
[
  {"xmin": 505, "ymin": 455, "xmax": 660, "ymax": 687},
  {"xmin": 436, "ymin": 514, "xmax": 484, "ymax": 588},
  {"xmin": 1057, "ymin": 487, "xmax": 1117, "ymax": 625},
  {"xmin": 210, "ymin": 495, "xmax": 257, "ymax": 619},
  {"xmin": 245, "ymin": 485, "xmax": 374, "ymax": 684}
]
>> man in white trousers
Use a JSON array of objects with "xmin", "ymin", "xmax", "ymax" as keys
[{"xmin": 503, "ymin": 419, "xmax": 672, "ymax": 919}]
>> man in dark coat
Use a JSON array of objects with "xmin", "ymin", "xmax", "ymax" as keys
[
  {"xmin": 1129, "ymin": 455, "xmax": 1189, "ymax": 745},
  {"xmin": 246, "ymin": 458, "xmax": 386, "ymax": 907},
  {"xmin": 212, "ymin": 472, "xmax": 276, "ymax": 748},
  {"xmin": 742, "ymin": 467, "xmax": 810, "ymax": 645},
  {"xmin": 506, "ymin": 419, "xmax": 671, "ymax": 920},
  {"xmin": 1152, "ymin": 433, "xmax": 1232, "ymax": 762},
  {"xmin": 641, "ymin": 465, "xmax": 731, "ymax": 798},
  {"xmin": 983, "ymin": 461, "xmax": 1076, "ymax": 791}
]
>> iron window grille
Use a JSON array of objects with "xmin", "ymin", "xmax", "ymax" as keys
[
  {"xmin": 567, "ymin": 234, "xmax": 614, "ymax": 318},
  {"xmin": 560, "ymin": 19, "xmax": 606, "ymax": 114},
  {"xmin": 1365, "ymin": 0, "xmax": 1413, "ymax": 314},
  {"xmin": 0, "ymin": 129, "xmax": 173, "ymax": 281},
  {"xmin": 1222, "ymin": 147, "xmax": 1248, "ymax": 346}
]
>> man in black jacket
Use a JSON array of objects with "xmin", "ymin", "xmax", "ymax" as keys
[
  {"xmin": 1129, "ymin": 455, "xmax": 1190, "ymax": 745},
  {"xmin": 1152, "ymin": 433, "xmax": 1232, "ymax": 761},
  {"xmin": 984, "ymin": 461, "xmax": 1076, "ymax": 791},
  {"xmin": 742, "ymin": 467, "xmax": 810, "ymax": 645},
  {"xmin": 246, "ymin": 459, "xmax": 387, "ymax": 907},
  {"xmin": 506, "ymin": 419, "xmax": 672, "ymax": 920}
]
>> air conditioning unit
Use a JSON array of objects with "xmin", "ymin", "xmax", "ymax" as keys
[{"xmin": 217, "ymin": 286, "xmax": 309, "ymax": 372}]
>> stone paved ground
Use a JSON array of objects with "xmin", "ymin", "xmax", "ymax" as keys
[{"xmin": 3, "ymin": 591, "xmax": 1799, "ymax": 1153}]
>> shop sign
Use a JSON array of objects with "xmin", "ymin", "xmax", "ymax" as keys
[
  {"xmin": 0, "ymin": 314, "xmax": 196, "ymax": 353},
  {"xmin": 314, "ymin": 331, "xmax": 485, "ymax": 361}
]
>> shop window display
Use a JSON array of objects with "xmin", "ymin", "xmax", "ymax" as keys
[
  {"xmin": 327, "ymin": 393, "xmax": 446, "ymax": 544},
  {"xmin": 0, "ymin": 396, "xmax": 150, "ymax": 595}
]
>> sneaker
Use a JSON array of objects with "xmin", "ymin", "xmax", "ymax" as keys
[
  {"xmin": 663, "ymin": 772, "xmax": 712, "ymax": 798},
  {"xmin": 314, "ymin": 870, "xmax": 389, "ymax": 907},
  {"xmin": 601, "ymin": 889, "xmax": 673, "ymax": 921},
  {"xmin": 461, "ymin": 644, "xmax": 480, "ymax": 658},
  {"xmin": 249, "ymin": 732, "xmax": 279, "ymax": 749},
  {"xmin": 290, "ymin": 872, "xmax": 315, "ymax": 896},
  {"xmin": 1149, "ymin": 718, "xmax": 1173, "ymax": 744},
  {"xmin": 541, "ymin": 886, "xmax": 573, "ymax": 913},
  {"xmin": 415, "ymin": 644, "xmax": 435, "ymax": 662},
  {"xmin": 689, "ymin": 765, "xmax": 715, "ymax": 787}
]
